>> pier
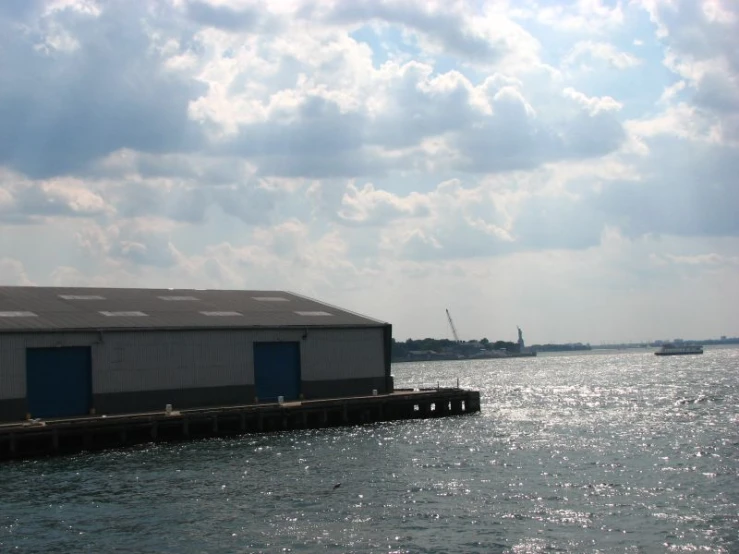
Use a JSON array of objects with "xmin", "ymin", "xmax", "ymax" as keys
[{"xmin": 0, "ymin": 388, "xmax": 480, "ymax": 461}]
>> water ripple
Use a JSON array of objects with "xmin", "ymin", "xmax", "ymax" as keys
[{"xmin": 1, "ymin": 347, "xmax": 737, "ymax": 553}]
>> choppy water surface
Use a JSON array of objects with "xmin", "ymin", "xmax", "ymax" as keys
[{"xmin": 1, "ymin": 347, "xmax": 738, "ymax": 553}]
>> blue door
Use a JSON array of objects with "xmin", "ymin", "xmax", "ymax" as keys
[
  {"xmin": 253, "ymin": 342, "xmax": 301, "ymax": 402},
  {"xmin": 26, "ymin": 347, "xmax": 92, "ymax": 418}
]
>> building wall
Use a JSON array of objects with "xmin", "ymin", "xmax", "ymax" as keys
[{"xmin": 0, "ymin": 326, "xmax": 389, "ymax": 421}]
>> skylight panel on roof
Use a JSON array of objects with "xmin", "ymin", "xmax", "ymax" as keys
[
  {"xmin": 0, "ymin": 311, "xmax": 37, "ymax": 317},
  {"xmin": 158, "ymin": 295, "xmax": 200, "ymax": 301},
  {"xmin": 295, "ymin": 311, "xmax": 332, "ymax": 316},
  {"xmin": 253, "ymin": 296, "xmax": 289, "ymax": 302},
  {"xmin": 59, "ymin": 294, "xmax": 105, "ymax": 300},
  {"xmin": 100, "ymin": 311, "xmax": 148, "ymax": 317},
  {"xmin": 200, "ymin": 311, "xmax": 243, "ymax": 316}
]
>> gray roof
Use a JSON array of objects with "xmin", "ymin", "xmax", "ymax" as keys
[{"xmin": 0, "ymin": 287, "xmax": 387, "ymax": 332}]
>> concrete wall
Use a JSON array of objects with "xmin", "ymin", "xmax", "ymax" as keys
[{"xmin": 0, "ymin": 326, "xmax": 389, "ymax": 421}]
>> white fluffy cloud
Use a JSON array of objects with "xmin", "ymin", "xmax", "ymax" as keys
[
  {"xmin": 642, "ymin": 0, "xmax": 739, "ymax": 143},
  {"xmin": 0, "ymin": 0, "xmax": 737, "ymax": 343},
  {"xmin": 0, "ymin": 258, "xmax": 35, "ymax": 285},
  {"xmin": 564, "ymin": 41, "xmax": 641, "ymax": 70}
]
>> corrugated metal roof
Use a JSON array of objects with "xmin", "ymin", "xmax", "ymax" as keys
[{"xmin": 0, "ymin": 287, "xmax": 387, "ymax": 332}]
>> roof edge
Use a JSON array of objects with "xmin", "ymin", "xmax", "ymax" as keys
[
  {"xmin": 286, "ymin": 290, "xmax": 389, "ymax": 325},
  {"xmin": 0, "ymin": 323, "xmax": 390, "ymax": 335}
]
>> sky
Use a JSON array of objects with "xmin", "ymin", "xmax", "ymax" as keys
[{"xmin": 0, "ymin": 0, "xmax": 737, "ymax": 345}]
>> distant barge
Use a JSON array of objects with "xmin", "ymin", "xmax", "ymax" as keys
[
  {"xmin": 0, "ymin": 388, "xmax": 480, "ymax": 461},
  {"xmin": 655, "ymin": 344, "xmax": 704, "ymax": 356}
]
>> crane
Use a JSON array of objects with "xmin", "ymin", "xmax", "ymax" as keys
[{"xmin": 446, "ymin": 309, "xmax": 460, "ymax": 343}]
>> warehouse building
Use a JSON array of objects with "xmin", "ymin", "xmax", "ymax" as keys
[{"xmin": 0, "ymin": 287, "xmax": 392, "ymax": 422}]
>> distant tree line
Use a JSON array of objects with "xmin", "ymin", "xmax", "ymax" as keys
[
  {"xmin": 391, "ymin": 338, "xmax": 520, "ymax": 359},
  {"xmin": 528, "ymin": 343, "xmax": 591, "ymax": 352},
  {"xmin": 700, "ymin": 338, "xmax": 739, "ymax": 345},
  {"xmin": 391, "ymin": 338, "xmax": 595, "ymax": 359}
]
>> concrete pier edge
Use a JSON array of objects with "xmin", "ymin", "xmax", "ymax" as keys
[{"xmin": 0, "ymin": 388, "xmax": 481, "ymax": 461}]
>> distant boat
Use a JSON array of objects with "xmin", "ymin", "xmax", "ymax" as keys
[{"xmin": 655, "ymin": 344, "xmax": 703, "ymax": 356}]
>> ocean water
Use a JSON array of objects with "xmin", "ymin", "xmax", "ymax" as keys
[{"xmin": 1, "ymin": 347, "xmax": 737, "ymax": 553}]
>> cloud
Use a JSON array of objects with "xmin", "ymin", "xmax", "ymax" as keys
[
  {"xmin": 564, "ymin": 40, "xmax": 641, "ymax": 70},
  {"xmin": 162, "ymin": 222, "xmax": 378, "ymax": 296},
  {"xmin": 591, "ymin": 138, "xmax": 739, "ymax": 239},
  {"xmin": 110, "ymin": 180, "xmax": 210, "ymax": 224},
  {"xmin": 188, "ymin": 45, "xmax": 625, "ymax": 178},
  {"xmin": 515, "ymin": 0, "xmax": 625, "ymax": 32},
  {"xmin": 365, "ymin": 62, "xmax": 481, "ymax": 149},
  {"xmin": 49, "ymin": 265, "xmax": 98, "ymax": 286},
  {"xmin": 563, "ymin": 87, "xmax": 623, "ymax": 115},
  {"xmin": 185, "ymin": 0, "xmax": 281, "ymax": 33},
  {"xmin": 337, "ymin": 182, "xmax": 430, "ymax": 226},
  {"xmin": 211, "ymin": 182, "xmax": 280, "ymax": 224},
  {"xmin": 639, "ymin": 0, "xmax": 739, "ymax": 143},
  {"xmin": 454, "ymin": 84, "xmax": 626, "ymax": 172},
  {"xmin": 0, "ymin": 1, "xmax": 616, "ymax": 185},
  {"xmin": 378, "ymin": 173, "xmax": 616, "ymax": 262},
  {"xmin": 0, "ymin": 1, "xmax": 206, "ymax": 178},
  {"xmin": 0, "ymin": 0, "xmax": 737, "ymax": 343},
  {"xmin": 0, "ymin": 170, "xmax": 111, "ymax": 222},
  {"xmin": 78, "ymin": 219, "xmax": 180, "ymax": 268},
  {"xmin": 0, "ymin": 257, "xmax": 35, "ymax": 285},
  {"xmin": 91, "ymin": 150, "xmax": 257, "ymax": 185},
  {"xmin": 588, "ymin": 1, "xmax": 739, "ymax": 243},
  {"xmin": 221, "ymin": 95, "xmax": 370, "ymax": 177},
  {"xmin": 317, "ymin": 0, "xmax": 519, "ymax": 66},
  {"xmin": 381, "ymin": 179, "xmax": 513, "ymax": 261},
  {"xmin": 513, "ymin": 193, "xmax": 604, "ymax": 251}
]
